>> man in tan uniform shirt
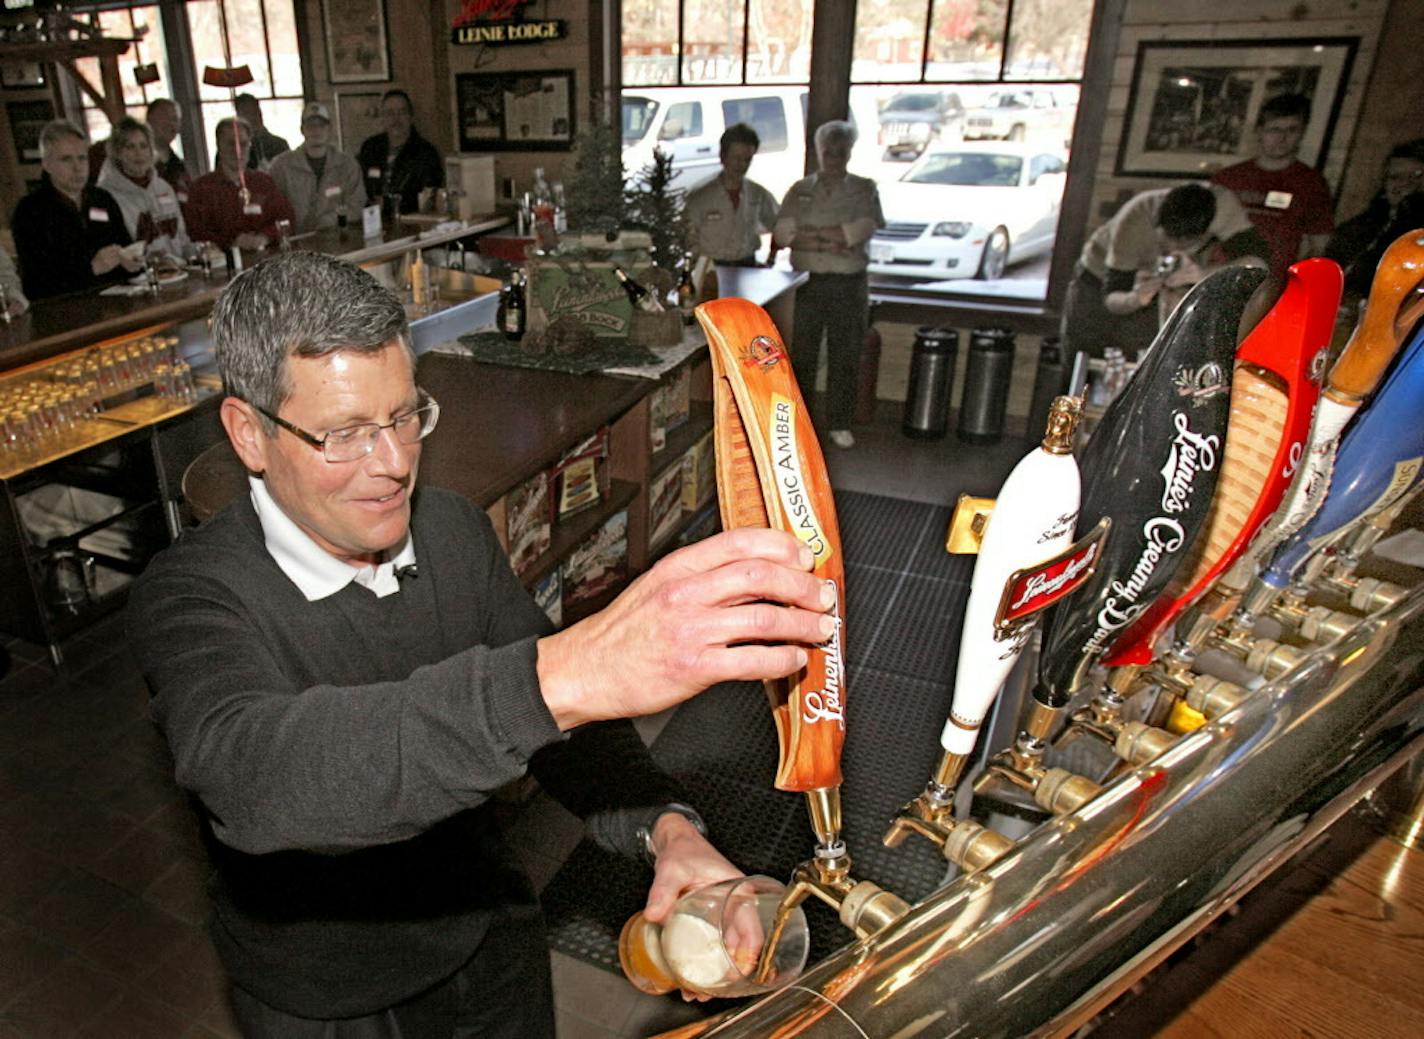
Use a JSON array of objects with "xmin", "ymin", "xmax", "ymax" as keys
[{"xmin": 683, "ymin": 123, "xmax": 780, "ymax": 266}]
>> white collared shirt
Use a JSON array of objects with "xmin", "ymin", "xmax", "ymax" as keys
[
  {"xmin": 684, "ymin": 175, "xmax": 779, "ymax": 262},
  {"xmin": 248, "ymin": 475, "xmax": 416, "ymax": 601}
]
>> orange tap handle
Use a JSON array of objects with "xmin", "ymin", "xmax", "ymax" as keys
[
  {"xmin": 695, "ymin": 298, "xmax": 847, "ymax": 792},
  {"xmin": 1329, "ymin": 229, "xmax": 1424, "ymax": 401}
]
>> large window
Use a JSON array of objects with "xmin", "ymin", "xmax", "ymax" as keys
[
  {"xmin": 186, "ymin": 0, "xmax": 304, "ymax": 157},
  {"xmin": 66, "ymin": 0, "xmax": 304, "ymax": 170},
  {"xmin": 72, "ymin": 5, "xmax": 175, "ymax": 144},
  {"xmin": 623, "ymin": 0, "xmax": 814, "ymax": 87},
  {"xmin": 851, "ymin": 0, "xmax": 1095, "ymax": 302}
]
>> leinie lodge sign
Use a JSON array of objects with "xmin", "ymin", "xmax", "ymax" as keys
[{"xmin": 451, "ymin": 0, "xmax": 566, "ymax": 46}]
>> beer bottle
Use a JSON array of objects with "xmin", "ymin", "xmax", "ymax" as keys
[
  {"xmin": 614, "ymin": 267, "xmax": 664, "ymax": 313},
  {"xmin": 502, "ymin": 270, "xmax": 526, "ymax": 340},
  {"xmin": 676, "ymin": 264, "xmax": 695, "ymax": 323}
]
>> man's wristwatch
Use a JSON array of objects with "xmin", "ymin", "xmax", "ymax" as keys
[{"xmin": 637, "ymin": 802, "xmax": 708, "ymax": 867}]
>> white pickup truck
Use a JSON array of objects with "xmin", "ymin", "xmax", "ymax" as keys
[{"xmin": 963, "ymin": 88, "xmax": 1076, "ymax": 147}]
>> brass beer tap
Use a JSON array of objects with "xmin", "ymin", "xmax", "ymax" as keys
[
  {"xmin": 883, "ymin": 750, "xmax": 1015, "ymax": 872},
  {"xmin": 756, "ymin": 788, "xmax": 909, "ymax": 984},
  {"xmin": 974, "ymin": 698, "xmax": 1103, "ymax": 817}
]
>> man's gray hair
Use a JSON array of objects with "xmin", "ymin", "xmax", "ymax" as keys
[
  {"xmin": 814, "ymin": 120, "xmax": 857, "ymax": 153},
  {"xmin": 39, "ymin": 120, "xmax": 86, "ymax": 159},
  {"xmin": 212, "ymin": 252, "xmax": 412, "ymax": 429},
  {"xmin": 214, "ymin": 115, "xmax": 252, "ymax": 149}
]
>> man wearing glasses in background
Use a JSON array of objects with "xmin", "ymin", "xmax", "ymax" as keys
[{"xmin": 128, "ymin": 251, "xmax": 834, "ymax": 1036}]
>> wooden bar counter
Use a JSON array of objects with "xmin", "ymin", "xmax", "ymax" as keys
[
  {"xmin": 0, "ymin": 214, "xmax": 510, "ymax": 374},
  {"xmin": 419, "ymin": 266, "xmax": 806, "ymax": 508}
]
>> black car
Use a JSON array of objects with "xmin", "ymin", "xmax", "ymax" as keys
[{"xmin": 877, "ymin": 91, "xmax": 966, "ymax": 160}]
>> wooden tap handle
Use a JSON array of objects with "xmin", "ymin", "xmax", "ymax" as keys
[
  {"xmin": 696, "ymin": 297, "xmax": 847, "ymax": 792},
  {"xmin": 1330, "ymin": 229, "xmax": 1424, "ymax": 400}
]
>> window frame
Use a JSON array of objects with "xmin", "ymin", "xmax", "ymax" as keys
[{"xmin": 55, "ymin": 0, "xmax": 313, "ymax": 174}]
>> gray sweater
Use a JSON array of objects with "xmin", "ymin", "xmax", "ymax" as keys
[{"xmin": 128, "ymin": 486, "xmax": 683, "ymax": 1017}]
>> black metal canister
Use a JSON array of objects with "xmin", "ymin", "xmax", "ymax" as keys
[
  {"xmin": 902, "ymin": 327, "xmax": 958, "ymax": 440},
  {"xmin": 958, "ymin": 328, "xmax": 1015, "ymax": 444},
  {"xmin": 1026, "ymin": 335, "xmax": 1067, "ymax": 439}
]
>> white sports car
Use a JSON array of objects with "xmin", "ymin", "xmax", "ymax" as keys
[{"xmin": 867, "ymin": 143, "xmax": 1067, "ymax": 281}]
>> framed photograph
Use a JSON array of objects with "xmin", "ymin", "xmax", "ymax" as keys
[
  {"xmin": 1116, "ymin": 38, "xmax": 1358, "ymax": 178},
  {"xmin": 321, "ymin": 0, "xmax": 391, "ymax": 83},
  {"xmin": 334, "ymin": 91, "xmax": 384, "ymax": 153},
  {"xmin": 0, "ymin": 62, "xmax": 45, "ymax": 89},
  {"xmin": 456, "ymin": 70, "xmax": 575, "ymax": 152},
  {"xmin": 6, "ymin": 99, "xmax": 56, "ymax": 163}
]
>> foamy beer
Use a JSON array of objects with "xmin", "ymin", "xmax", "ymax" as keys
[{"xmin": 619, "ymin": 876, "xmax": 809, "ymax": 998}]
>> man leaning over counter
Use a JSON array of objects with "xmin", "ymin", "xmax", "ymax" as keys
[{"xmin": 127, "ymin": 251, "xmax": 835, "ymax": 1037}]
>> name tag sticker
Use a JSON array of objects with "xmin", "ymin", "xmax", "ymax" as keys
[
  {"xmin": 176, "ymin": 191, "xmax": 188, "ymax": 204},
  {"xmin": 324, "ymin": 185, "xmax": 343, "ymax": 198},
  {"xmin": 362, "ymin": 203, "xmax": 383, "ymax": 240},
  {"xmin": 243, "ymin": 203, "xmax": 263, "ymax": 216},
  {"xmin": 1264, "ymin": 190, "xmax": 1293, "ymax": 210},
  {"xmin": 88, "ymin": 208, "xmax": 109, "ymax": 222},
  {"xmin": 367, "ymin": 167, "xmax": 382, "ymax": 179}
]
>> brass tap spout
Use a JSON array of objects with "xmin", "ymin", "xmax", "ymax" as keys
[
  {"xmin": 976, "ymin": 700, "xmax": 1102, "ymax": 814},
  {"xmin": 1069, "ymin": 664, "xmax": 1144, "ymax": 746},
  {"xmin": 883, "ymin": 750, "xmax": 963, "ymax": 848},
  {"xmin": 1215, "ymin": 579, "xmax": 1283, "ymax": 656},
  {"xmin": 754, "ymin": 846, "xmax": 909, "ymax": 984},
  {"xmin": 883, "ymin": 751, "xmax": 1016, "ymax": 871}
]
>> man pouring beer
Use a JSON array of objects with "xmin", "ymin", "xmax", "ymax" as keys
[{"xmin": 128, "ymin": 251, "xmax": 835, "ymax": 1036}]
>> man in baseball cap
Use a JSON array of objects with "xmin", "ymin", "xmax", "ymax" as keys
[{"xmin": 269, "ymin": 100, "xmax": 368, "ymax": 234}]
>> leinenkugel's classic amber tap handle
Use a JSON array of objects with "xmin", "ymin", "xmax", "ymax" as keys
[
  {"xmin": 695, "ymin": 298, "xmax": 847, "ymax": 797},
  {"xmin": 1330, "ymin": 230, "xmax": 1424, "ymax": 401}
]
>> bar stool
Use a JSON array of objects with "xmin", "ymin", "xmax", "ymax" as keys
[{"xmin": 182, "ymin": 439, "xmax": 248, "ymax": 523}]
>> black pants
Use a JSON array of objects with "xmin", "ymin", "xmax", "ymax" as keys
[
  {"xmin": 228, "ymin": 903, "xmax": 555, "ymax": 1039},
  {"xmin": 790, "ymin": 271, "xmax": 868, "ymax": 430},
  {"xmin": 1060, "ymin": 266, "xmax": 1159, "ymax": 361}
]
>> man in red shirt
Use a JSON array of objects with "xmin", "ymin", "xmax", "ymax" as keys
[
  {"xmin": 185, "ymin": 117, "xmax": 296, "ymax": 253},
  {"xmin": 1212, "ymin": 93, "xmax": 1334, "ymax": 280}
]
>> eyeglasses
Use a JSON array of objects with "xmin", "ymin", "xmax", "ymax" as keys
[{"xmin": 253, "ymin": 389, "xmax": 440, "ymax": 462}]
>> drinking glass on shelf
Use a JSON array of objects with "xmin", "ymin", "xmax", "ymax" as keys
[{"xmin": 618, "ymin": 875, "xmax": 809, "ymax": 998}]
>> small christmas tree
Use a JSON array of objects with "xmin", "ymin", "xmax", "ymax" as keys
[
  {"xmin": 561, "ymin": 118, "xmax": 626, "ymax": 236},
  {"xmin": 624, "ymin": 147, "xmax": 689, "ymax": 274}
]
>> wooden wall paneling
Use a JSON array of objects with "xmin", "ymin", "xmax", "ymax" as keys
[
  {"xmin": 1080, "ymin": 0, "xmax": 1393, "ymax": 239},
  {"xmin": 1332, "ymin": 0, "xmax": 1424, "ymax": 216}
]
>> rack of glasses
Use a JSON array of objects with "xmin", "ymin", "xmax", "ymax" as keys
[{"xmin": 0, "ymin": 326, "xmax": 220, "ymax": 666}]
